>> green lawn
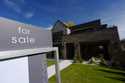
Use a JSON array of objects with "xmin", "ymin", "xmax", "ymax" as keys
[
  {"xmin": 47, "ymin": 60, "xmax": 56, "ymax": 66},
  {"xmin": 49, "ymin": 64, "xmax": 125, "ymax": 83}
]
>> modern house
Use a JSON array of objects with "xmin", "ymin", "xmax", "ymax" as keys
[{"xmin": 52, "ymin": 20, "xmax": 121, "ymax": 63}]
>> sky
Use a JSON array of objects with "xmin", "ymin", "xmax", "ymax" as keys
[{"xmin": 0, "ymin": 0, "xmax": 125, "ymax": 39}]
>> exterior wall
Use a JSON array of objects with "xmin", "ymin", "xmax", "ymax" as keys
[
  {"xmin": 63, "ymin": 27, "xmax": 120, "ymax": 60},
  {"xmin": 51, "ymin": 21, "xmax": 67, "ymax": 58},
  {"xmin": 63, "ymin": 27, "xmax": 119, "ymax": 43},
  {"xmin": 52, "ymin": 21, "xmax": 67, "ymax": 46}
]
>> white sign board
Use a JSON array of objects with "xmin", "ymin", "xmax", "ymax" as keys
[{"xmin": 0, "ymin": 57, "xmax": 29, "ymax": 83}]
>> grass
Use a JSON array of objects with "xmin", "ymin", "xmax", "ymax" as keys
[
  {"xmin": 47, "ymin": 59, "xmax": 56, "ymax": 66},
  {"xmin": 49, "ymin": 64, "xmax": 125, "ymax": 83}
]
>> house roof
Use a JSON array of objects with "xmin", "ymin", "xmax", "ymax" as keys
[
  {"xmin": 69, "ymin": 19, "xmax": 101, "ymax": 30},
  {"xmin": 52, "ymin": 19, "xmax": 109, "ymax": 34}
]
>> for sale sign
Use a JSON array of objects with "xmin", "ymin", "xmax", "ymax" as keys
[
  {"xmin": 0, "ymin": 17, "xmax": 52, "ymax": 51},
  {"xmin": 0, "ymin": 17, "xmax": 53, "ymax": 83}
]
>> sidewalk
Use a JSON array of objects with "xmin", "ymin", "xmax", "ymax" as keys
[{"xmin": 47, "ymin": 60, "xmax": 73, "ymax": 79}]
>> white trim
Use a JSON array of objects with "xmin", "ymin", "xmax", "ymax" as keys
[{"xmin": 0, "ymin": 47, "xmax": 57, "ymax": 60}]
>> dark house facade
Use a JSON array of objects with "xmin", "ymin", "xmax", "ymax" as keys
[{"xmin": 52, "ymin": 20, "xmax": 121, "ymax": 62}]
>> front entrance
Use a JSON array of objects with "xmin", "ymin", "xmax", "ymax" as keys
[
  {"xmin": 66, "ymin": 43, "xmax": 75, "ymax": 59},
  {"xmin": 80, "ymin": 41, "xmax": 110, "ymax": 61}
]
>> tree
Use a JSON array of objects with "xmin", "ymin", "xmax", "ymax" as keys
[{"xmin": 65, "ymin": 21, "xmax": 75, "ymax": 28}]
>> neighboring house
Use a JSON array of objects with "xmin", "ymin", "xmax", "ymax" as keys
[{"xmin": 52, "ymin": 19, "xmax": 121, "ymax": 62}]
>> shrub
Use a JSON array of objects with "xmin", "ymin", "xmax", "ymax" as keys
[{"xmin": 73, "ymin": 55, "xmax": 83, "ymax": 63}]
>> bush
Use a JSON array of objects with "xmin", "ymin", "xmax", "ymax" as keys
[{"xmin": 73, "ymin": 55, "xmax": 83, "ymax": 63}]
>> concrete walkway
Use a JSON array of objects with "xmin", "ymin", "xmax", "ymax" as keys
[{"xmin": 47, "ymin": 60, "xmax": 73, "ymax": 79}]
